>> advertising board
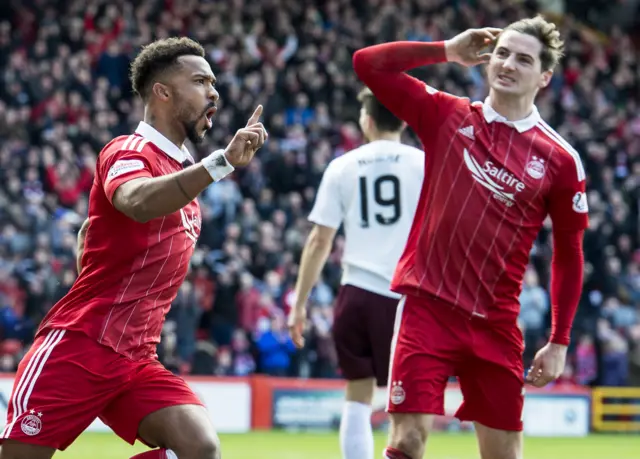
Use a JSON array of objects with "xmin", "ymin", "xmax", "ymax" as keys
[{"xmin": 257, "ymin": 377, "xmax": 590, "ymax": 436}]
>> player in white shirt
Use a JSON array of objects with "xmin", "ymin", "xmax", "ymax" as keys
[{"xmin": 288, "ymin": 88, "xmax": 424, "ymax": 459}]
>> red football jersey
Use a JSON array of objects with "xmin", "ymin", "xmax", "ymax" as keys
[
  {"xmin": 355, "ymin": 54, "xmax": 589, "ymax": 324},
  {"xmin": 39, "ymin": 122, "xmax": 201, "ymax": 360}
]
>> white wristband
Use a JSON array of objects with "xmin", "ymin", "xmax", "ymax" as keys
[{"xmin": 201, "ymin": 149, "xmax": 235, "ymax": 182}]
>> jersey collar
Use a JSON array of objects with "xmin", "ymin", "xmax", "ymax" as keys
[
  {"xmin": 481, "ymin": 98, "xmax": 540, "ymax": 133},
  {"xmin": 135, "ymin": 121, "xmax": 193, "ymax": 164}
]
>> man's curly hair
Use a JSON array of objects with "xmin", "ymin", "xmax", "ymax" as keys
[
  {"xmin": 504, "ymin": 15, "xmax": 565, "ymax": 71},
  {"xmin": 130, "ymin": 37, "xmax": 205, "ymax": 100}
]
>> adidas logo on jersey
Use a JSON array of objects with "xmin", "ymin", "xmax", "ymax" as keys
[{"xmin": 458, "ymin": 125, "xmax": 475, "ymax": 140}]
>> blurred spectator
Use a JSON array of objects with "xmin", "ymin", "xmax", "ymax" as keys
[
  {"xmin": 307, "ymin": 306, "xmax": 338, "ymax": 379},
  {"xmin": 255, "ymin": 315, "xmax": 296, "ymax": 376},
  {"xmin": 519, "ymin": 267, "xmax": 549, "ymax": 363},
  {"xmin": 170, "ymin": 281, "xmax": 203, "ymax": 363},
  {"xmin": 209, "ymin": 270, "xmax": 239, "ymax": 347},
  {"xmin": 231, "ymin": 329, "xmax": 256, "ymax": 376},
  {"xmin": 575, "ymin": 334, "xmax": 598, "ymax": 385},
  {"xmin": 597, "ymin": 318, "xmax": 630, "ymax": 386}
]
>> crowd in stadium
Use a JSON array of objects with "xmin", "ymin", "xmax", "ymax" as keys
[{"xmin": 0, "ymin": 0, "xmax": 639, "ymax": 387}]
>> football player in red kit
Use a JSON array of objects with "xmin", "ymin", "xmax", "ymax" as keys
[
  {"xmin": 0, "ymin": 37, "xmax": 267, "ymax": 459},
  {"xmin": 353, "ymin": 16, "xmax": 587, "ymax": 459}
]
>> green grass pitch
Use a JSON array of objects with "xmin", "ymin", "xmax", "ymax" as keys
[{"xmin": 56, "ymin": 431, "xmax": 639, "ymax": 458}]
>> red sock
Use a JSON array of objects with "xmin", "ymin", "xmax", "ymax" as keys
[
  {"xmin": 384, "ymin": 446, "xmax": 413, "ymax": 459},
  {"xmin": 130, "ymin": 449, "xmax": 168, "ymax": 459}
]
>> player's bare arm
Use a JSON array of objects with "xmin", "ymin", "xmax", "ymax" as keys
[
  {"xmin": 76, "ymin": 218, "xmax": 90, "ymax": 274},
  {"xmin": 113, "ymin": 106, "xmax": 267, "ymax": 223},
  {"xmin": 288, "ymin": 224, "xmax": 337, "ymax": 348}
]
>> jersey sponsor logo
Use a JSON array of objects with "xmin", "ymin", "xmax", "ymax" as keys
[
  {"xmin": 464, "ymin": 149, "xmax": 525, "ymax": 207},
  {"xmin": 107, "ymin": 159, "xmax": 145, "ymax": 180},
  {"xmin": 20, "ymin": 410, "xmax": 42, "ymax": 436},
  {"xmin": 572, "ymin": 192, "xmax": 588, "ymax": 213},
  {"xmin": 526, "ymin": 156, "xmax": 546, "ymax": 179},
  {"xmin": 389, "ymin": 381, "xmax": 405, "ymax": 405},
  {"xmin": 180, "ymin": 208, "xmax": 201, "ymax": 244},
  {"xmin": 458, "ymin": 125, "xmax": 475, "ymax": 140}
]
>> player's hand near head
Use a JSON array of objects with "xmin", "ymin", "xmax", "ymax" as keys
[
  {"xmin": 287, "ymin": 306, "xmax": 307, "ymax": 349},
  {"xmin": 445, "ymin": 27, "xmax": 501, "ymax": 67},
  {"xmin": 525, "ymin": 342, "xmax": 568, "ymax": 387},
  {"xmin": 224, "ymin": 105, "xmax": 268, "ymax": 167}
]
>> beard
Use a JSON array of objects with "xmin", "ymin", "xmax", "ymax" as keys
[
  {"xmin": 182, "ymin": 102, "xmax": 217, "ymax": 145},
  {"xmin": 184, "ymin": 118, "xmax": 205, "ymax": 145}
]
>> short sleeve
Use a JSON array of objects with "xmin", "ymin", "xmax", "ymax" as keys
[
  {"xmin": 99, "ymin": 150, "xmax": 153, "ymax": 204},
  {"xmin": 547, "ymin": 153, "xmax": 589, "ymax": 232},
  {"xmin": 308, "ymin": 161, "xmax": 343, "ymax": 229}
]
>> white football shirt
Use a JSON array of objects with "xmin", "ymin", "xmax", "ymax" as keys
[{"xmin": 308, "ymin": 140, "xmax": 424, "ymax": 298}]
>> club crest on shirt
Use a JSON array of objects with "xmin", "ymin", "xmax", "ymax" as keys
[{"xmin": 525, "ymin": 156, "xmax": 546, "ymax": 180}]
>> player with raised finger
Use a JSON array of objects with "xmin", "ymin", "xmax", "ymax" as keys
[{"xmin": 0, "ymin": 37, "xmax": 267, "ymax": 459}]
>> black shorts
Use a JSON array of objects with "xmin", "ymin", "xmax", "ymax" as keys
[{"xmin": 331, "ymin": 284, "xmax": 399, "ymax": 387}]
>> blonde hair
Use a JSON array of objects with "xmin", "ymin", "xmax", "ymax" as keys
[{"xmin": 504, "ymin": 15, "xmax": 564, "ymax": 71}]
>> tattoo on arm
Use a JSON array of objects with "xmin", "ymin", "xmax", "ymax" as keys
[{"xmin": 174, "ymin": 176, "xmax": 191, "ymax": 200}]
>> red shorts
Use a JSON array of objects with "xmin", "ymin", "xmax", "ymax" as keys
[
  {"xmin": 387, "ymin": 295, "xmax": 525, "ymax": 431},
  {"xmin": 0, "ymin": 329, "xmax": 202, "ymax": 450}
]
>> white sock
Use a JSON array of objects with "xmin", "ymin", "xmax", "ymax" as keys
[
  {"xmin": 166, "ymin": 450, "xmax": 178, "ymax": 459},
  {"xmin": 339, "ymin": 401, "xmax": 374, "ymax": 459}
]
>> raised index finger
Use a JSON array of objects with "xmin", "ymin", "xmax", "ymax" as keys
[{"xmin": 246, "ymin": 105, "xmax": 263, "ymax": 127}]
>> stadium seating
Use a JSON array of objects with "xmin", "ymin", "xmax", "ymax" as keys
[{"xmin": 0, "ymin": 0, "xmax": 638, "ymax": 389}]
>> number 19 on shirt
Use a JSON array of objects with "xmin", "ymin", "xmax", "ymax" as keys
[{"xmin": 359, "ymin": 174, "xmax": 401, "ymax": 228}]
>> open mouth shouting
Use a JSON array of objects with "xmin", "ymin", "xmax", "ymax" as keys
[{"xmin": 203, "ymin": 105, "xmax": 217, "ymax": 129}]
